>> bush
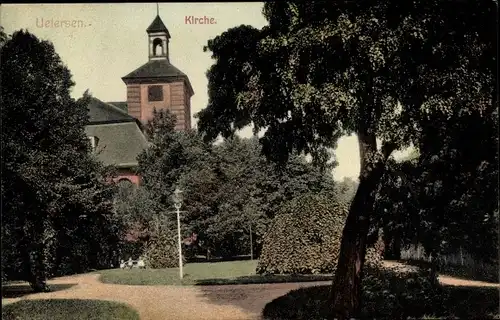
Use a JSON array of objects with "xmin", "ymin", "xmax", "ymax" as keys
[
  {"xmin": 257, "ymin": 193, "xmax": 384, "ymax": 275},
  {"xmin": 2, "ymin": 299, "xmax": 140, "ymax": 320},
  {"xmin": 361, "ymin": 265, "xmax": 443, "ymax": 318},
  {"xmin": 142, "ymin": 229, "xmax": 185, "ymax": 269},
  {"xmin": 262, "ymin": 266, "xmax": 473, "ymax": 320}
]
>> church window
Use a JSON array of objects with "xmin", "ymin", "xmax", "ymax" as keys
[{"xmin": 148, "ymin": 85, "xmax": 163, "ymax": 101}]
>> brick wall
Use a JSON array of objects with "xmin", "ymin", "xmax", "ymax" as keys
[
  {"xmin": 126, "ymin": 85, "xmax": 141, "ymax": 120},
  {"xmin": 127, "ymin": 81, "xmax": 191, "ymax": 131}
]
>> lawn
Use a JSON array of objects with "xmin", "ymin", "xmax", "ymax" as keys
[
  {"xmin": 99, "ymin": 260, "xmax": 332, "ymax": 286},
  {"xmin": 1, "ymin": 299, "xmax": 140, "ymax": 320}
]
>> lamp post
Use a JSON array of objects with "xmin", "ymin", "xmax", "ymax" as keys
[
  {"xmin": 249, "ymin": 222, "xmax": 253, "ymax": 261},
  {"xmin": 172, "ymin": 188, "xmax": 184, "ymax": 279}
]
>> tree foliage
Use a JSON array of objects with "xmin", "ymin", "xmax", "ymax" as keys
[
  {"xmin": 138, "ymin": 110, "xmax": 338, "ymax": 259},
  {"xmin": 257, "ymin": 193, "xmax": 348, "ymax": 275},
  {"xmin": 143, "ymin": 226, "xmax": 185, "ymax": 269},
  {"xmin": 258, "ymin": 193, "xmax": 384, "ymax": 275},
  {"xmin": 375, "ymin": 107, "xmax": 498, "ymax": 263},
  {"xmin": 1, "ymin": 30, "xmax": 120, "ymax": 290},
  {"xmin": 197, "ymin": 1, "xmax": 496, "ymax": 317}
]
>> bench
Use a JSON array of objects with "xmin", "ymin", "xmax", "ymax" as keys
[{"xmin": 120, "ymin": 259, "xmax": 145, "ymax": 269}]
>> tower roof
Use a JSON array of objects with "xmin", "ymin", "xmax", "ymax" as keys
[
  {"xmin": 122, "ymin": 59, "xmax": 194, "ymax": 96},
  {"xmin": 146, "ymin": 15, "xmax": 170, "ymax": 37}
]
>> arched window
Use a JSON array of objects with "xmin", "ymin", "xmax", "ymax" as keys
[
  {"xmin": 153, "ymin": 38, "xmax": 163, "ymax": 56},
  {"xmin": 117, "ymin": 178, "xmax": 134, "ymax": 189},
  {"xmin": 116, "ymin": 178, "xmax": 135, "ymax": 199}
]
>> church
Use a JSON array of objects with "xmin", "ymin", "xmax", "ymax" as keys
[{"xmin": 84, "ymin": 14, "xmax": 194, "ymax": 185}]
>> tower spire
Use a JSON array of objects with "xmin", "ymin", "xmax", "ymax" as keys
[{"xmin": 146, "ymin": 11, "xmax": 170, "ymax": 62}]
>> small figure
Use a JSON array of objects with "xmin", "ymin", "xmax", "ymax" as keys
[
  {"xmin": 137, "ymin": 256, "xmax": 145, "ymax": 269},
  {"xmin": 127, "ymin": 258, "xmax": 133, "ymax": 269},
  {"xmin": 119, "ymin": 260, "xmax": 126, "ymax": 269}
]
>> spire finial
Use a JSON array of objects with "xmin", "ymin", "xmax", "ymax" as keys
[{"xmin": 156, "ymin": 3, "xmax": 159, "ymax": 16}]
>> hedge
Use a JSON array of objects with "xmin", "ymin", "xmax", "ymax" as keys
[{"xmin": 257, "ymin": 193, "xmax": 383, "ymax": 274}]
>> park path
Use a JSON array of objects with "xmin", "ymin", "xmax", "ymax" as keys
[
  {"xmin": 1, "ymin": 273, "xmax": 328, "ymax": 320},
  {"xmin": 383, "ymin": 260, "xmax": 500, "ymax": 288},
  {"xmin": 2, "ymin": 261, "xmax": 498, "ymax": 320}
]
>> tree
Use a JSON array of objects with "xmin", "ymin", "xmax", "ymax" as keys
[
  {"xmin": 138, "ymin": 109, "xmax": 219, "ymax": 255},
  {"xmin": 414, "ymin": 108, "xmax": 498, "ymax": 262},
  {"xmin": 138, "ymin": 110, "xmax": 338, "ymax": 259},
  {"xmin": 205, "ymin": 136, "xmax": 333, "ymax": 257},
  {"xmin": 373, "ymin": 156, "xmax": 420, "ymax": 260},
  {"xmin": 376, "ymin": 108, "xmax": 498, "ymax": 263},
  {"xmin": 1, "ymin": 30, "xmax": 118, "ymax": 291},
  {"xmin": 197, "ymin": 2, "xmax": 495, "ymax": 317}
]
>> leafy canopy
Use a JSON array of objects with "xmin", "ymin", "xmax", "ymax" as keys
[
  {"xmin": 1, "ymin": 29, "xmax": 119, "ymax": 286},
  {"xmin": 197, "ymin": 1, "xmax": 495, "ymax": 167}
]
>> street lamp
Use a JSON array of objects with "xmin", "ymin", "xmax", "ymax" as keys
[{"xmin": 172, "ymin": 188, "xmax": 184, "ymax": 279}]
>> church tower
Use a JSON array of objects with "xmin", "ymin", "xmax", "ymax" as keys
[{"xmin": 122, "ymin": 14, "xmax": 194, "ymax": 131}]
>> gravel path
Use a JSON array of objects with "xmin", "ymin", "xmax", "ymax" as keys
[
  {"xmin": 2, "ymin": 261, "xmax": 498, "ymax": 320},
  {"xmin": 1, "ymin": 274, "xmax": 328, "ymax": 320},
  {"xmin": 383, "ymin": 260, "xmax": 500, "ymax": 288}
]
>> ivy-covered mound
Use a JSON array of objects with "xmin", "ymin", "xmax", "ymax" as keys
[
  {"xmin": 143, "ymin": 229, "xmax": 186, "ymax": 269},
  {"xmin": 257, "ymin": 193, "xmax": 382, "ymax": 275}
]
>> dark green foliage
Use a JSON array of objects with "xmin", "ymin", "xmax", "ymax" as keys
[
  {"xmin": 257, "ymin": 193, "xmax": 379, "ymax": 275},
  {"xmin": 415, "ymin": 109, "xmax": 498, "ymax": 262},
  {"xmin": 198, "ymin": 1, "xmax": 495, "ymax": 315},
  {"xmin": 115, "ymin": 185, "xmax": 159, "ymax": 241},
  {"xmin": 138, "ymin": 110, "xmax": 338, "ymax": 260},
  {"xmin": 1, "ymin": 299, "xmax": 140, "ymax": 320},
  {"xmin": 399, "ymin": 259, "xmax": 498, "ymax": 284},
  {"xmin": 374, "ymin": 107, "xmax": 498, "ymax": 264},
  {"xmin": 1, "ymin": 29, "xmax": 120, "ymax": 289},
  {"xmin": 143, "ymin": 228, "xmax": 185, "ymax": 269},
  {"xmin": 193, "ymin": 136, "xmax": 337, "ymax": 258},
  {"xmin": 262, "ymin": 267, "xmax": 499, "ymax": 320}
]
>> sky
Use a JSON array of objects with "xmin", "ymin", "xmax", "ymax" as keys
[{"xmin": 1, "ymin": 3, "xmax": 410, "ymax": 181}]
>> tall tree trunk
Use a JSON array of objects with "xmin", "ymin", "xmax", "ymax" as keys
[
  {"xmin": 331, "ymin": 133, "xmax": 394, "ymax": 319},
  {"xmin": 26, "ymin": 248, "xmax": 50, "ymax": 293}
]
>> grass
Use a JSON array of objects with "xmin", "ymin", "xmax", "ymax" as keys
[
  {"xmin": 1, "ymin": 299, "xmax": 140, "ymax": 320},
  {"xmin": 2, "ymin": 283, "xmax": 77, "ymax": 299},
  {"xmin": 99, "ymin": 260, "xmax": 332, "ymax": 286}
]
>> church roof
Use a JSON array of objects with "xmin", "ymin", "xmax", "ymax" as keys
[
  {"xmin": 107, "ymin": 101, "xmax": 128, "ymax": 113},
  {"xmin": 85, "ymin": 122, "xmax": 148, "ymax": 168},
  {"xmin": 87, "ymin": 97, "xmax": 134, "ymax": 123},
  {"xmin": 122, "ymin": 59, "xmax": 194, "ymax": 96},
  {"xmin": 147, "ymin": 15, "xmax": 170, "ymax": 36}
]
